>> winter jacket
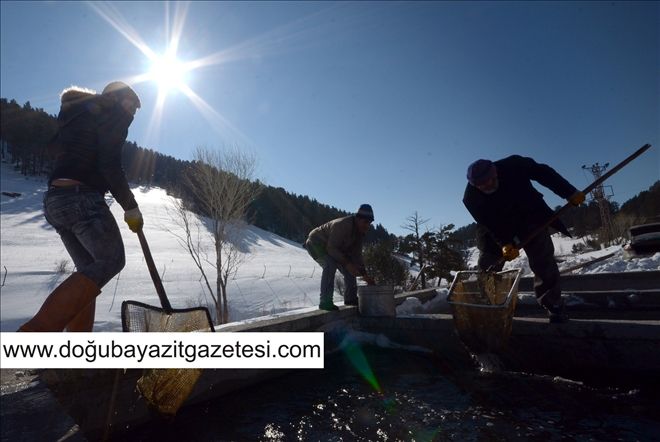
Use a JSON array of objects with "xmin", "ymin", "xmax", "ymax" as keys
[
  {"xmin": 463, "ymin": 155, "xmax": 577, "ymax": 246},
  {"xmin": 306, "ymin": 216, "xmax": 365, "ymax": 268},
  {"xmin": 49, "ymin": 89, "xmax": 138, "ymax": 211}
]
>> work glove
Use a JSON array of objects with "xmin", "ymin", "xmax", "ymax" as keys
[
  {"xmin": 501, "ymin": 244, "xmax": 519, "ymax": 261},
  {"xmin": 568, "ymin": 191, "xmax": 586, "ymax": 207},
  {"xmin": 124, "ymin": 207, "xmax": 143, "ymax": 233}
]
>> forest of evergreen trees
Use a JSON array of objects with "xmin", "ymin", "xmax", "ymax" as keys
[{"xmin": 0, "ymin": 97, "xmax": 393, "ymax": 245}]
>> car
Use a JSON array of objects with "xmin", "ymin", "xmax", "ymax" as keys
[{"xmin": 629, "ymin": 222, "xmax": 660, "ymax": 254}]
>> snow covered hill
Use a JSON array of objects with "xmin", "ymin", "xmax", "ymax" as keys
[
  {"xmin": 1, "ymin": 162, "xmax": 326, "ymax": 332},
  {"xmin": 2, "ymin": 162, "xmax": 658, "ymax": 331}
]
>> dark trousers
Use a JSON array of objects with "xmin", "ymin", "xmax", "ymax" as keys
[
  {"xmin": 305, "ymin": 240, "xmax": 357, "ymax": 305},
  {"xmin": 478, "ymin": 229, "xmax": 561, "ymax": 308},
  {"xmin": 44, "ymin": 186, "xmax": 125, "ymax": 288}
]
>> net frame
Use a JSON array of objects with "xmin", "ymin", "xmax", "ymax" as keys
[
  {"xmin": 121, "ymin": 300, "xmax": 215, "ymax": 415},
  {"xmin": 121, "ymin": 300, "xmax": 215, "ymax": 333},
  {"xmin": 446, "ymin": 269, "xmax": 521, "ymax": 352}
]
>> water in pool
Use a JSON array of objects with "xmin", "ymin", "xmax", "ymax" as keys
[{"xmin": 120, "ymin": 347, "xmax": 659, "ymax": 441}]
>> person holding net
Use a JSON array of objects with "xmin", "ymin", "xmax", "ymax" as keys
[
  {"xmin": 305, "ymin": 204, "xmax": 377, "ymax": 311},
  {"xmin": 462, "ymin": 156, "xmax": 585, "ymax": 323},
  {"xmin": 19, "ymin": 81, "xmax": 143, "ymax": 332}
]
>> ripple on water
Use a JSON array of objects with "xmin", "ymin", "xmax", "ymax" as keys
[{"xmin": 120, "ymin": 347, "xmax": 660, "ymax": 441}]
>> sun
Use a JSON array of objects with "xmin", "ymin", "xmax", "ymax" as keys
[
  {"xmin": 88, "ymin": 2, "xmax": 253, "ymax": 145},
  {"xmin": 148, "ymin": 53, "xmax": 188, "ymax": 93}
]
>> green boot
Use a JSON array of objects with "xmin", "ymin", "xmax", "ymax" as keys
[{"xmin": 319, "ymin": 300, "xmax": 339, "ymax": 311}]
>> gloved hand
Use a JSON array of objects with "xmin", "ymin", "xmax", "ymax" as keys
[
  {"xmin": 501, "ymin": 244, "xmax": 519, "ymax": 261},
  {"xmin": 568, "ymin": 191, "xmax": 586, "ymax": 207},
  {"xmin": 124, "ymin": 207, "xmax": 143, "ymax": 233}
]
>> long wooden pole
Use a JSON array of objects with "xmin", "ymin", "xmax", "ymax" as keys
[{"xmin": 137, "ymin": 229, "xmax": 173, "ymax": 312}]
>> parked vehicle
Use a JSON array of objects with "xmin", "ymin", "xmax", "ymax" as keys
[{"xmin": 629, "ymin": 222, "xmax": 660, "ymax": 254}]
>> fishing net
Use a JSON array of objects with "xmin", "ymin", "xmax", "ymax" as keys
[
  {"xmin": 121, "ymin": 300, "xmax": 215, "ymax": 415},
  {"xmin": 447, "ymin": 270, "xmax": 521, "ymax": 353}
]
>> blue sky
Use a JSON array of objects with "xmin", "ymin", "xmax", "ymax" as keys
[{"xmin": 1, "ymin": 1, "xmax": 658, "ymax": 235}]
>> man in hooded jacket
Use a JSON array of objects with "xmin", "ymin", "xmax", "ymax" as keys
[
  {"xmin": 463, "ymin": 155, "xmax": 585, "ymax": 323},
  {"xmin": 19, "ymin": 81, "xmax": 143, "ymax": 332}
]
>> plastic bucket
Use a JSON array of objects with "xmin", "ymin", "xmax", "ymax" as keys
[{"xmin": 358, "ymin": 285, "xmax": 396, "ymax": 317}]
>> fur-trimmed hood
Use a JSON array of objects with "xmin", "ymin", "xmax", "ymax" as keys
[
  {"xmin": 60, "ymin": 88, "xmax": 95, "ymax": 104},
  {"xmin": 59, "ymin": 87, "xmax": 110, "ymax": 118}
]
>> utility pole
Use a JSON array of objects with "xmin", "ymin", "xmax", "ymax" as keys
[{"xmin": 582, "ymin": 162, "xmax": 613, "ymax": 243}]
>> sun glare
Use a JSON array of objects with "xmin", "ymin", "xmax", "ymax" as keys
[
  {"xmin": 149, "ymin": 54, "xmax": 187, "ymax": 92},
  {"xmin": 89, "ymin": 1, "xmax": 257, "ymax": 145}
]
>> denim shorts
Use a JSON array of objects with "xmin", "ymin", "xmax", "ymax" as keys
[{"xmin": 44, "ymin": 186, "xmax": 125, "ymax": 288}]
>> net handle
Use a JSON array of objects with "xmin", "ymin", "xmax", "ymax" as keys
[{"xmin": 137, "ymin": 229, "xmax": 173, "ymax": 312}]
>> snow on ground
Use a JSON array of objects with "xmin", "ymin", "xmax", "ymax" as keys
[
  {"xmin": 396, "ymin": 288, "xmax": 449, "ymax": 315},
  {"xmin": 465, "ymin": 234, "xmax": 658, "ymax": 277},
  {"xmin": 0, "ymin": 163, "xmax": 329, "ymax": 332},
  {"xmin": 575, "ymin": 250, "xmax": 660, "ymax": 274}
]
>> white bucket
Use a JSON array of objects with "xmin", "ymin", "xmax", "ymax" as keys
[{"xmin": 358, "ymin": 285, "xmax": 396, "ymax": 317}]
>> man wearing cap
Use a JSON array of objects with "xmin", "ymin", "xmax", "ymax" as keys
[
  {"xmin": 19, "ymin": 81, "xmax": 144, "ymax": 332},
  {"xmin": 462, "ymin": 156, "xmax": 585, "ymax": 323},
  {"xmin": 305, "ymin": 204, "xmax": 377, "ymax": 311}
]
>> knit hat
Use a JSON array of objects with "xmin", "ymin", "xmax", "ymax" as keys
[
  {"xmin": 356, "ymin": 204, "xmax": 374, "ymax": 222},
  {"xmin": 467, "ymin": 159, "xmax": 496, "ymax": 186}
]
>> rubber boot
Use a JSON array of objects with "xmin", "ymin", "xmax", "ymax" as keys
[
  {"xmin": 538, "ymin": 292, "xmax": 568, "ymax": 324},
  {"xmin": 547, "ymin": 303, "xmax": 569, "ymax": 324},
  {"xmin": 18, "ymin": 273, "xmax": 101, "ymax": 332},
  {"xmin": 66, "ymin": 300, "xmax": 96, "ymax": 332},
  {"xmin": 319, "ymin": 301, "xmax": 339, "ymax": 311},
  {"xmin": 319, "ymin": 293, "xmax": 339, "ymax": 311}
]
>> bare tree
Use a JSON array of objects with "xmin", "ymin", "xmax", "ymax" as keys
[
  {"xmin": 610, "ymin": 212, "xmax": 637, "ymax": 246},
  {"xmin": 401, "ymin": 211, "xmax": 430, "ymax": 289},
  {"xmin": 169, "ymin": 146, "xmax": 260, "ymax": 324}
]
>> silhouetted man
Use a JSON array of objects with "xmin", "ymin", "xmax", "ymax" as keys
[{"xmin": 463, "ymin": 156, "xmax": 584, "ymax": 323}]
